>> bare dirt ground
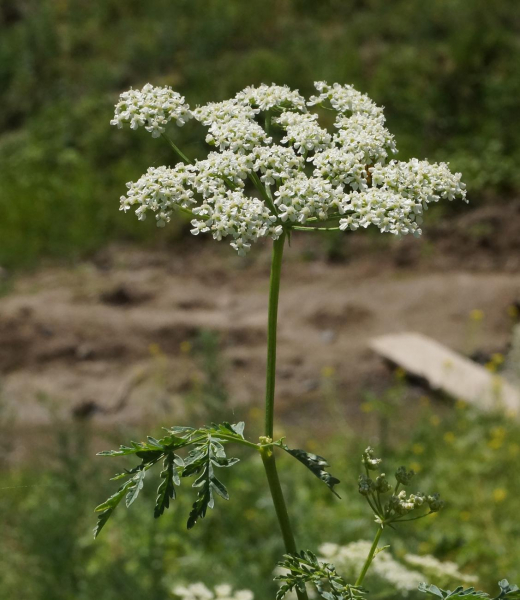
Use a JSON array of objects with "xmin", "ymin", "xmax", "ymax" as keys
[{"xmin": 1, "ymin": 203, "xmax": 520, "ymax": 432}]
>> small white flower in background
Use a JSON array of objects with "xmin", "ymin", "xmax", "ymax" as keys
[
  {"xmin": 318, "ymin": 540, "xmax": 423, "ymax": 595},
  {"xmin": 111, "ymin": 83, "xmax": 192, "ymax": 137},
  {"xmin": 403, "ymin": 553, "xmax": 478, "ymax": 585},
  {"xmin": 316, "ymin": 541, "xmax": 477, "ymax": 597},
  {"xmin": 173, "ymin": 582, "xmax": 214, "ymax": 600},
  {"xmin": 214, "ymin": 584, "xmax": 233, "ymax": 597},
  {"xmin": 112, "ymin": 81, "xmax": 467, "ymax": 254},
  {"xmin": 233, "ymin": 590, "xmax": 254, "ymax": 600},
  {"xmin": 173, "ymin": 582, "xmax": 254, "ymax": 600}
]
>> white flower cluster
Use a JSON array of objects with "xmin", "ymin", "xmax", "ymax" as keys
[
  {"xmin": 111, "ymin": 84, "xmax": 192, "ymax": 137},
  {"xmin": 251, "ymin": 146, "xmax": 304, "ymax": 185},
  {"xmin": 193, "ymin": 100, "xmax": 269, "ymax": 154},
  {"xmin": 309, "ymin": 81, "xmax": 384, "ymax": 118},
  {"xmin": 371, "ymin": 159, "xmax": 466, "ymax": 202},
  {"xmin": 120, "ymin": 165, "xmax": 196, "ymax": 226},
  {"xmin": 191, "ymin": 188, "xmax": 282, "ymax": 256},
  {"xmin": 173, "ymin": 583, "xmax": 253, "ymax": 600},
  {"xmin": 319, "ymin": 541, "xmax": 425, "ymax": 596},
  {"xmin": 318, "ymin": 542, "xmax": 477, "ymax": 596},
  {"xmin": 275, "ymin": 111, "xmax": 332, "ymax": 154},
  {"xmin": 235, "ymin": 83, "xmax": 306, "ymax": 112},
  {"xmin": 334, "ymin": 114, "xmax": 396, "ymax": 164},
  {"xmin": 275, "ymin": 173, "xmax": 343, "ymax": 223},
  {"xmin": 114, "ymin": 81, "xmax": 467, "ymax": 254},
  {"xmin": 403, "ymin": 554, "xmax": 478, "ymax": 585}
]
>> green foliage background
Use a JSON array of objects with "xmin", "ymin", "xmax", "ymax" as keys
[
  {"xmin": 2, "ymin": 401, "xmax": 519, "ymax": 599},
  {"xmin": 1, "ymin": 0, "xmax": 520, "ymax": 267}
]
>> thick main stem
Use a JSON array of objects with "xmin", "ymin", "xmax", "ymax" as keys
[
  {"xmin": 262, "ymin": 233, "xmax": 309, "ymax": 600},
  {"xmin": 264, "ymin": 233, "xmax": 285, "ymax": 439},
  {"xmin": 355, "ymin": 526, "xmax": 383, "ymax": 586}
]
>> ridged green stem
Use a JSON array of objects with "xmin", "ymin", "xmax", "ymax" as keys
[
  {"xmin": 264, "ymin": 233, "xmax": 285, "ymax": 438},
  {"xmin": 355, "ymin": 526, "xmax": 383, "ymax": 586},
  {"xmin": 262, "ymin": 233, "xmax": 309, "ymax": 600}
]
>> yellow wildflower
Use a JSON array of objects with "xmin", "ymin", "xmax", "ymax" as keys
[
  {"xmin": 149, "ymin": 342, "xmax": 162, "ymax": 356},
  {"xmin": 179, "ymin": 340, "xmax": 192, "ymax": 354},
  {"xmin": 321, "ymin": 366, "xmax": 336, "ymax": 378},
  {"xmin": 444, "ymin": 431, "xmax": 455, "ymax": 444},
  {"xmin": 395, "ymin": 367, "xmax": 406, "ymax": 380},
  {"xmin": 493, "ymin": 488, "xmax": 507, "ymax": 503},
  {"xmin": 507, "ymin": 305, "xmax": 519, "ymax": 319},
  {"xmin": 470, "ymin": 309, "xmax": 484, "ymax": 321}
]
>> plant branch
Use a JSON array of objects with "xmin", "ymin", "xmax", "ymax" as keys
[
  {"xmin": 248, "ymin": 172, "xmax": 279, "ymax": 216},
  {"xmin": 355, "ymin": 526, "xmax": 383, "ymax": 586},
  {"xmin": 291, "ymin": 226, "xmax": 341, "ymax": 232},
  {"xmin": 161, "ymin": 133, "xmax": 192, "ymax": 164}
]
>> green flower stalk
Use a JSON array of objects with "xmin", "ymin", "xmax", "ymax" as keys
[{"xmin": 355, "ymin": 447, "xmax": 443, "ymax": 587}]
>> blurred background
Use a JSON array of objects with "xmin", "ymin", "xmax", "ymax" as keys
[{"xmin": 1, "ymin": 1, "xmax": 520, "ymax": 598}]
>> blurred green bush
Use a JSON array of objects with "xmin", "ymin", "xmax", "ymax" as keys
[{"xmin": 1, "ymin": 0, "xmax": 519, "ymax": 267}]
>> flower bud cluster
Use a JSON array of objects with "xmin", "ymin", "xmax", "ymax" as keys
[
  {"xmin": 362, "ymin": 446, "xmax": 382, "ymax": 470},
  {"xmin": 358, "ymin": 447, "xmax": 443, "ymax": 525},
  {"xmin": 113, "ymin": 82, "xmax": 466, "ymax": 254},
  {"xmin": 395, "ymin": 466, "xmax": 415, "ymax": 485},
  {"xmin": 111, "ymin": 84, "xmax": 192, "ymax": 137}
]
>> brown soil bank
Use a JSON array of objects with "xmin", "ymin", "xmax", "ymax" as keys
[{"xmin": 1, "ymin": 202, "xmax": 519, "ymax": 429}]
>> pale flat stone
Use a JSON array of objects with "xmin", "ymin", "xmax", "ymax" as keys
[{"xmin": 370, "ymin": 332, "xmax": 520, "ymax": 415}]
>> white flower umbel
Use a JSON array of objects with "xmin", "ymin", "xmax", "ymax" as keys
[
  {"xmin": 236, "ymin": 83, "xmax": 307, "ymax": 112},
  {"xmin": 338, "ymin": 188, "xmax": 423, "ymax": 236},
  {"xmin": 173, "ymin": 582, "xmax": 254, "ymax": 600},
  {"xmin": 275, "ymin": 173, "xmax": 344, "ymax": 223},
  {"xmin": 275, "ymin": 111, "xmax": 332, "ymax": 154},
  {"xmin": 309, "ymin": 81, "xmax": 384, "ymax": 119},
  {"xmin": 193, "ymin": 100, "xmax": 269, "ymax": 154},
  {"xmin": 111, "ymin": 83, "xmax": 192, "ymax": 137},
  {"xmin": 311, "ymin": 148, "xmax": 368, "ymax": 190},
  {"xmin": 403, "ymin": 554, "xmax": 478, "ymax": 585},
  {"xmin": 371, "ymin": 159, "xmax": 467, "ymax": 203},
  {"xmin": 191, "ymin": 189, "xmax": 282, "ymax": 256},
  {"xmin": 319, "ymin": 541, "xmax": 424, "ymax": 596},
  {"xmin": 251, "ymin": 146, "xmax": 304, "ymax": 186},
  {"xmin": 334, "ymin": 113, "xmax": 396, "ymax": 164},
  {"xmin": 114, "ymin": 81, "xmax": 467, "ymax": 254},
  {"xmin": 120, "ymin": 164, "xmax": 196, "ymax": 227}
]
